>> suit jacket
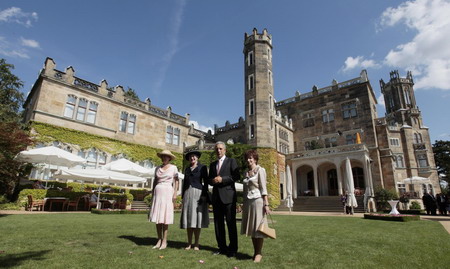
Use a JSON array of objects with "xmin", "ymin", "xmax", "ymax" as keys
[
  {"xmin": 208, "ymin": 157, "xmax": 240, "ymax": 204},
  {"xmin": 182, "ymin": 164, "xmax": 208, "ymax": 198}
]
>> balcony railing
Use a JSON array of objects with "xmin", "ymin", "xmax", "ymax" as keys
[
  {"xmin": 291, "ymin": 144, "xmax": 368, "ymax": 159},
  {"xmin": 413, "ymin": 143, "xmax": 426, "ymax": 151}
]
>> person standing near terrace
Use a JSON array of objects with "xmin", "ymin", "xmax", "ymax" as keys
[
  {"xmin": 208, "ymin": 141, "xmax": 240, "ymax": 258},
  {"xmin": 180, "ymin": 150, "xmax": 209, "ymax": 250},
  {"xmin": 149, "ymin": 150, "xmax": 179, "ymax": 250}
]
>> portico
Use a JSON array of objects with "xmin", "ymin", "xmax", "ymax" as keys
[{"xmin": 288, "ymin": 144, "xmax": 374, "ymax": 199}]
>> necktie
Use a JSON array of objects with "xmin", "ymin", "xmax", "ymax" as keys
[{"xmin": 217, "ymin": 159, "xmax": 222, "ymax": 173}]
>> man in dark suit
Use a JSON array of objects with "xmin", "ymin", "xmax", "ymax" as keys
[{"xmin": 208, "ymin": 141, "xmax": 240, "ymax": 257}]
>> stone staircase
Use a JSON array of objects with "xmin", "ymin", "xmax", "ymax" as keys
[
  {"xmin": 131, "ymin": 201, "xmax": 149, "ymax": 210},
  {"xmin": 276, "ymin": 196, "xmax": 365, "ymax": 213}
]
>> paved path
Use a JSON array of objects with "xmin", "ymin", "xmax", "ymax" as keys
[{"xmin": 1, "ymin": 210, "xmax": 449, "ymax": 234}]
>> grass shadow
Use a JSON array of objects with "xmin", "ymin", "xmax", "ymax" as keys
[
  {"xmin": 0, "ymin": 250, "xmax": 51, "ymax": 268},
  {"xmin": 118, "ymin": 235, "xmax": 252, "ymax": 260}
]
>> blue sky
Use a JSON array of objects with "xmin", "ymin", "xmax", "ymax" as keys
[{"xmin": 1, "ymin": 0, "xmax": 449, "ymax": 142}]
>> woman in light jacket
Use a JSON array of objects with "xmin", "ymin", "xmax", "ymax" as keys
[{"xmin": 241, "ymin": 149, "xmax": 270, "ymax": 263}]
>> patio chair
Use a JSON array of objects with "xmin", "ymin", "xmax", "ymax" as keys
[
  {"xmin": 116, "ymin": 198, "xmax": 127, "ymax": 209},
  {"xmin": 27, "ymin": 195, "xmax": 45, "ymax": 211},
  {"xmin": 66, "ymin": 196, "xmax": 81, "ymax": 211}
]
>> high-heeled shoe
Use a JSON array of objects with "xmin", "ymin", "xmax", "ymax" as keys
[
  {"xmin": 254, "ymin": 254, "xmax": 262, "ymax": 263},
  {"xmin": 159, "ymin": 241, "xmax": 167, "ymax": 250},
  {"xmin": 152, "ymin": 240, "xmax": 162, "ymax": 249}
]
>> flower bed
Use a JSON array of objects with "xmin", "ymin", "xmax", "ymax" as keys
[
  {"xmin": 364, "ymin": 213, "xmax": 420, "ymax": 222},
  {"xmin": 91, "ymin": 209, "xmax": 149, "ymax": 214},
  {"xmin": 382, "ymin": 209, "xmax": 423, "ymax": 215}
]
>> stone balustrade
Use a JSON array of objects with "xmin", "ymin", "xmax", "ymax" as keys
[{"xmin": 290, "ymin": 144, "xmax": 368, "ymax": 159}]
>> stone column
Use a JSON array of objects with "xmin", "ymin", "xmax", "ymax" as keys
[
  {"xmin": 336, "ymin": 160, "xmax": 344, "ymax": 196},
  {"xmin": 313, "ymin": 165, "xmax": 319, "ymax": 197}
]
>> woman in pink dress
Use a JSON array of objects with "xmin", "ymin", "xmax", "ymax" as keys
[{"xmin": 149, "ymin": 150, "xmax": 179, "ymax": 250}]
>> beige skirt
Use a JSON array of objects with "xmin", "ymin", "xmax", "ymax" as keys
[{"xmin": 240, "ymin": 197, "xmax": 267, "ymax": 238}]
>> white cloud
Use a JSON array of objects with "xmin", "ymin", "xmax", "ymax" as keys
[
  {"xmin": 20, "ymin": 37, "xmax": 40, "ymax": 48},
  {"xmin": 153, "ymin": 0, "xmax": 187, "ymax": 93},
  {"xmin": 341, "ymin": 56, "xmax": 380, "ymax": 72},
  {"xmin": 377, "ymin": 94, "xmax": 385, "ymax": 107},
  {"xmin": 0, "ymin": 7, "xmax": 38, "ymax": 27},
  {"xmin": 189, "ymin": 120, "xmax": 214, "ymax": 134},
  {"xmin": 379, "ymin": 0, "xmax": 450, "ymax": 90},
  {"xmin": 0, "ymin": 36, "xmax": 29, "ymax": 58}
]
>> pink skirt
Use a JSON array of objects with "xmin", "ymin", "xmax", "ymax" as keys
[{"xmin": 149, "ymin": 183, "xmax": 174, "ymax": 224}]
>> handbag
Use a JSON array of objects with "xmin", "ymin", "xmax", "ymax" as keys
[{"xmin": 257, "ymin": 212, "xmax": 276, "ymax": 239}]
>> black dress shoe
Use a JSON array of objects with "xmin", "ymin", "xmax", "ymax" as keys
[{"xmin": 227, "ymin": 252, "xmax": 237, "ymax": 258}]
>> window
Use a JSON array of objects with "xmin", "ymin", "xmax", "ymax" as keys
[
  {"xmin": 119, "ymin": 112, "xmax": 136, "ymax": 134},
  {"xmin": 397, "ymin": 183, "xmax": 406, "ymax": 195},
  {"xmin": 166, "ymin": 126, "xmax": 173, "ymax": 144},
  {"xmin": 269, "ymin": 95, "xmax": 273, "ymax": 111},
  {"xmin": 64, "ymin": 95, "xmax": 77, "ymax": 118},
  {"xmin": 267, "ymin": 48, "xmax": 271, "ymax": 61},
  {"xmin": 417, "ymin": 154, "xmax": 428, "ymax": 167},
  {"xmin": 249, "ymin": 99, "xmax": 254, "ymax": 115},
  {"xmin": 166, "ymin": 125, "xmax": 180, "ymax": 145},
  {"xmin": 119, "ymin": 112, "xmax": 128, "ymax": 132},
  {"xmin": 324, "ymin": 137, "xmax": 337, "ymax": 148},
  {"xmin": 173, "ymin": 128, "xmax": 180, "ymax": 145},
  {"xmin": 394, "ymin": 155, "xmax": 405, "ymax": 168},
  {"xmin": 76, "ymin": 98, "xmax": 88, "ymax": 121},
  {"xmin": 86, "ymin": 101, "xmax": 98, "ymax": 124},
  {"xmin": 346, "ymin": 134, "xmax": 357, "ymax": 145},
  {"xmin": 247, "ymin": 51, "xmax": 254, "ymax": 66},
  {"xmin": 322, "ymin": 109, "xmax": 335, "ymax": 123},
  {"xmin": 404, "ymin": 88, "xmax": 411, "ymax": 105},
  {"xmin": 248, "ymin": 74, "xmax": 254, "ymax": 90},
  {"xmin": 86, "ymin": 149, "xmax": 97, "ymax": 168},
  {"xmin": 268, "ymin": 70, "xmax": 273, "ymax": 85},
  {"xmin": 342, "ymin": 102, "xmax": 357, "ymax": 119},
  {"xmin": 390, "ymin": 138, "xmax": 400, "ymax": 147},
  {"xmin": 303, "ymin": 113, "xmax": 314, "ymax": 128},
  {"xmin": 279, "ymin": 130, "xmax": 289, "ymax": 141},
  {"xmin": 249, "ymin": 124, "xmax": 255, "ymax": 139},
  {"xmin": 413, "ymin": 133, "xmax": 423, "ymax": 144},
  {"xmin": 127, "ymin": 114, "xmax": 136, "ymax": 134},
  {"xmin": 279, "ymin": 142, "xmax": 289, "ymax": 154}
]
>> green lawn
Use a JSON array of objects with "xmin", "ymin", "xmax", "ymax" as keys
[{"xmin": 0, "ymin": 213, "xmax": 449, "ymax": 268}]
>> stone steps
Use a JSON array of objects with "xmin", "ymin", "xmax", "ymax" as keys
[
  {"xmin": 276, "ymin": 196, "xmax": 365, "ymax": 213},
  {"xmin": 131, "ymin": 201, "xmax": 149, "ymax": 210}
]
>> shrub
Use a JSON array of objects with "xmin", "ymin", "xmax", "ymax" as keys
[
  {"xmin": 410, "ymin": 201, "xmax": 422, "ymax": 210},
  {"xmin": 364, "ymin": 213, "xmax": 420, "ymax": 222},
  {"xmin": 374, "ymin": 188, "xmax": 399, "ymax": 211},
  {"xmin": 91, "ymin": 209, "xmax": 148, "ymax": 214},
  {"xmin": 143, "ymin": 194, "xmax": 152, "ymax": 206},
  {"xmin": 0, "ymin": 202, "xmax": 21, "ymax": 210}
]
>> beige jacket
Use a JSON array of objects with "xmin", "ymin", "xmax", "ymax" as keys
[{"xmin": 243, "ymin": 165, "xmax": 268, "ymax": 200}]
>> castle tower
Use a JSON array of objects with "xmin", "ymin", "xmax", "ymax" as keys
[
  {"xmin": 380, "ymin": 70, "xmax": 420, "ymax": 126},
  {"xmin": 243, "ymin": 28, "xmax": 275, "ymax": 148}
]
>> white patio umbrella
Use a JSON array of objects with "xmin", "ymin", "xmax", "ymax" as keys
[
  {"xmin": 54, "ymin": 168, "xmax": 147, "ymax": 209},
  {"xmin": 285, "ymin": 165, "xmax": 294, "ymax": 212},
  {"xmin": 15, "ymin": 146, "xmax": 86, "ymax": 167},
  {"xmin": 345, "ymin": 158, "xmax": 358, "ymax": 213},
  {"xmin": 103, "ymin": 158, "xmax": 155, "ymax": 177},
  {"xmin": 15, "ymin": 146, "xmax": 86, "ymax": 186}
]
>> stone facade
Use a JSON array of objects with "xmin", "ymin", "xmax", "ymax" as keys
[{"xmin": 23, "ymin": 28, "xmax": 440, "ymax": 208}]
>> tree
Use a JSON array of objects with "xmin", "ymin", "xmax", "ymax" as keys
[
  {"xmin": 433, "ymin": 140, "xmax": 450, "ymax": 184},
  {"xmin": 0, "ymin": 122, "xmax": 33, "ymax": 201},
  {"xmin": 0, "ymin": 58, "xmax": 25, "ymax": 123},
  {"xmin": 0, "ymin": 59, "xmax": 32, "ymax": 201},
  {"xmin": 124, "ymin": 87, "xmax": 140, "ymax": 100}
]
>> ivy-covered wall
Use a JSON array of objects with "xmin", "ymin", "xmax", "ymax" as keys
[{"xmin": 31, "ymin": 121, "xmax": 183, "ymax": 168}]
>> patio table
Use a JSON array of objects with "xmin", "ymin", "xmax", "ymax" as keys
[{"xmin": 44, "ymin": 197, "xmax": 69, "ymax": 211}]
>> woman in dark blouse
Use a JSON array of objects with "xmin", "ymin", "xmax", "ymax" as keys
[{"xmin": 180, "ymin": 150, "xmax": 210, "ymax": 250}]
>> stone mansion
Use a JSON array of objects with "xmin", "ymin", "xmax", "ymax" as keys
[{"xmin": 23, "ymin": 28, "xmax": 440, "ymax": 208}]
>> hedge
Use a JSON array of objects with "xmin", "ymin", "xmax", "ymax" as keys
[{"xmin": 364, "ymin": 213, "xmax": 421, "ymax": 222}]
